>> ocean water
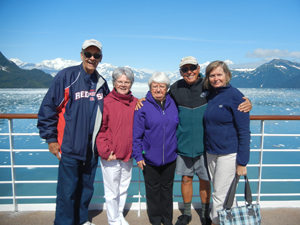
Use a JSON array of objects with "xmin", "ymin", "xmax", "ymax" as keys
[{"xmin": 0, "ymin": 87, "xmax": 300, "ymax": 204}]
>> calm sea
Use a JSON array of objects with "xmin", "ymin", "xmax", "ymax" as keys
[{"xmin": 0, "ymin": 86, "xmax": 299, "ymax": 204}]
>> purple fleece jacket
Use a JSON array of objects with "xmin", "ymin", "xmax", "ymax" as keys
[{"xmin": 132, "ymin": 91, "xmax": 178, "ymax": 166}]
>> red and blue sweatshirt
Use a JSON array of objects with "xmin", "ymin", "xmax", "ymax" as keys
[{"xmin": 37, "ymin": 63, "xmax": 109, "ymax": 160}]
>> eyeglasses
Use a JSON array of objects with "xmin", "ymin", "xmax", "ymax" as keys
[
  {"xmin": 180, "ymin": 64, "xmax": 198, "ymax": 73},
  {"xmin": 116, "ymin": 81, "xmax": 131, "ymax": 86},
  {"xmin": 83, "ymin": 51, "xmax": 102, "ymax": 59}
]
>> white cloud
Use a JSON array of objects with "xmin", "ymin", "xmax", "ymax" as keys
[
  {"xmin": 246, "ymin": 48, "xmax": 300, "ymax": 59},
  {"xmin": 224, "ymin": 60, "xmax": 234, "ymax": 65}
]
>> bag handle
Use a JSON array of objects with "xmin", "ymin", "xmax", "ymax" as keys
[{"xmin": 223, "ymin": 174, "xmax": 253, "ymax": 209}]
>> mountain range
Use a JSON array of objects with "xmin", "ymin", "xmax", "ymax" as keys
[
  {"xmin": 0, "ymin": 52, "xmax": 53, "ymax": 88},
  {"xmin": 230, "ymin": 59, "xmax": 300, "ymax": 88},
  {"xmin": 9, "ymin": 56, "xmax": 234, "ymax": 83},
  {"xmin": 1, "ymin": 51, "xmax": 300, "ymax": 88}
]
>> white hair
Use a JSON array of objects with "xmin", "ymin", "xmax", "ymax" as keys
[{"xmin": 147, "ymin": 72, "xmax": 170, "ymax": 89}]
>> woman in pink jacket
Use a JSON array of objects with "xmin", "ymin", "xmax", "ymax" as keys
[{"xmin": 96, "ymin": 67, "xmax": 137, "ymax": 225}]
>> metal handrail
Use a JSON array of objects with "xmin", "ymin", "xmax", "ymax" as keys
[
  {"xmin": 1, "ymin": 114, "xmax": 300, "ymax": 213},
  {"xmin": 1, "ymin": 114, "xmax": 300, "ymax": 120}
]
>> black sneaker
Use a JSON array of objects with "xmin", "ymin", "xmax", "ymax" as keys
[
  {"xmin": 175, "ymin": 215, "xmax": 192, "ymax": 225},
  {"xmin": 201, "ymin": 217, "xmax": 212, "ymax": 225}
]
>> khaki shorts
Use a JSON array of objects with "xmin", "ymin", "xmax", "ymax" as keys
[{"xmin": 175, "ymin": 154, "xmax": 210, "ymax": 181}]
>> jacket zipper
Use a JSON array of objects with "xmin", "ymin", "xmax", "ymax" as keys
[{"xmin": 162, "ymin": 110, "xmax": 165, "ymax": 165}]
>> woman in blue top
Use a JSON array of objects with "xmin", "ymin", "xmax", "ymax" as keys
[{"xmin": 203, "ymin": 61, "xmax": 251, "ymax": 225}]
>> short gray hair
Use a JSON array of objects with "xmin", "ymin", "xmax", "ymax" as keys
[
  {"xmin": 148, "ymin": 72, "xmax": 170, "ymax": 89},
  {"xmin": 112, "ymin": 67, "xmax": 135, "ymax": 85}
]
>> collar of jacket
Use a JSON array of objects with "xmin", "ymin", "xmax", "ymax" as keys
[
  {"xmin": 79, "ymin": 63, "xmax": 105, "ymax": 90},
  {"xmin": 146, "ymin": 91, "xmax": 172, "ymax": 110},
  {"xmin": 111, "ymin": 88, "xmax": 135, "ymax": 105},
  {"xmin": 79, "ymin": 64, "xmax": 95, "ymax": 85},
  {"xmin": 212, "ymin": 84, "xmax": 232, "ymax": 94}
]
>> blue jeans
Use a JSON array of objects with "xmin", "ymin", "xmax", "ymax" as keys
[{"xmin": 54, "ymin": 151, "xmax": 98, "ymax": 225}]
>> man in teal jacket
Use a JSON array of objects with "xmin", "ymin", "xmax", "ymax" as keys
[{"xmin": 169, "ymin": 56, "xmax": 251, "ymax": 225}]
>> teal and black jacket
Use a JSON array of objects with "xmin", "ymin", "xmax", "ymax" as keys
[{"xmin": 169, "ymin": 75, "xmax": 209, "ymax": 158}]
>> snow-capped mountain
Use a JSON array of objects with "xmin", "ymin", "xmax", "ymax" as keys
[
  {"xmin": 9, "ymin": 58, "xmax": 218, "ymax": 83},
  {"xmin": 1, "ymin": 52, "xmax": 53, "ymax": 88},
  {"xmin": 9, "ymin": 58, "xmax": 27, "ymax": 67},
  {"xmin": 10, "ymin": 58, "xmax": 80, "ymax": 77},
  {"xmin": 230, "ymin": 59, "xmax": 300, "ymax": 88}
]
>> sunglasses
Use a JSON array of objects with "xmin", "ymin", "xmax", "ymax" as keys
[
  {"xmin": 83, "ymin": 51, "xmax": 102, "ymax": 59},
  {"xmin": 180, "ymin": 64, "xmax": 198, "ymax": 73}
]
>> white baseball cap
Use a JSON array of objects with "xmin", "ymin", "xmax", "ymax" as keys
[
  {"xmin": 179, "ymin": 56, "xmax": 198, "ymax": 67},
  {"xmin": 82, "ymin": 39, "xmax": 102, "ymax": 51}
]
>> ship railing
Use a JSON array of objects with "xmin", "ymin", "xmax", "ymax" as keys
[{"xmin": 0, "ymin": 114, "xmax": 300, "ymax": 215}]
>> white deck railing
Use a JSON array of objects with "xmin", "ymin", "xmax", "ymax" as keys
[{"xmin": 0, "ymin": 114, "xmax": 300, "ymax": 214}]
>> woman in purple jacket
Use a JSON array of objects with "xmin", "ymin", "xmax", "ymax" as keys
[
  {"xmin": 203, "ymin": 61, "xmax": 251, "ymax": 225},
  {"xmin": 132, "ymin": 72, "xmax": 179, "ymax": 225}
]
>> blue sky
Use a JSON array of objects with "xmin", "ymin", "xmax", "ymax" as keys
[{"xmin": 1, "ymin": 0, "xmax": 299, "ymax": 72}]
